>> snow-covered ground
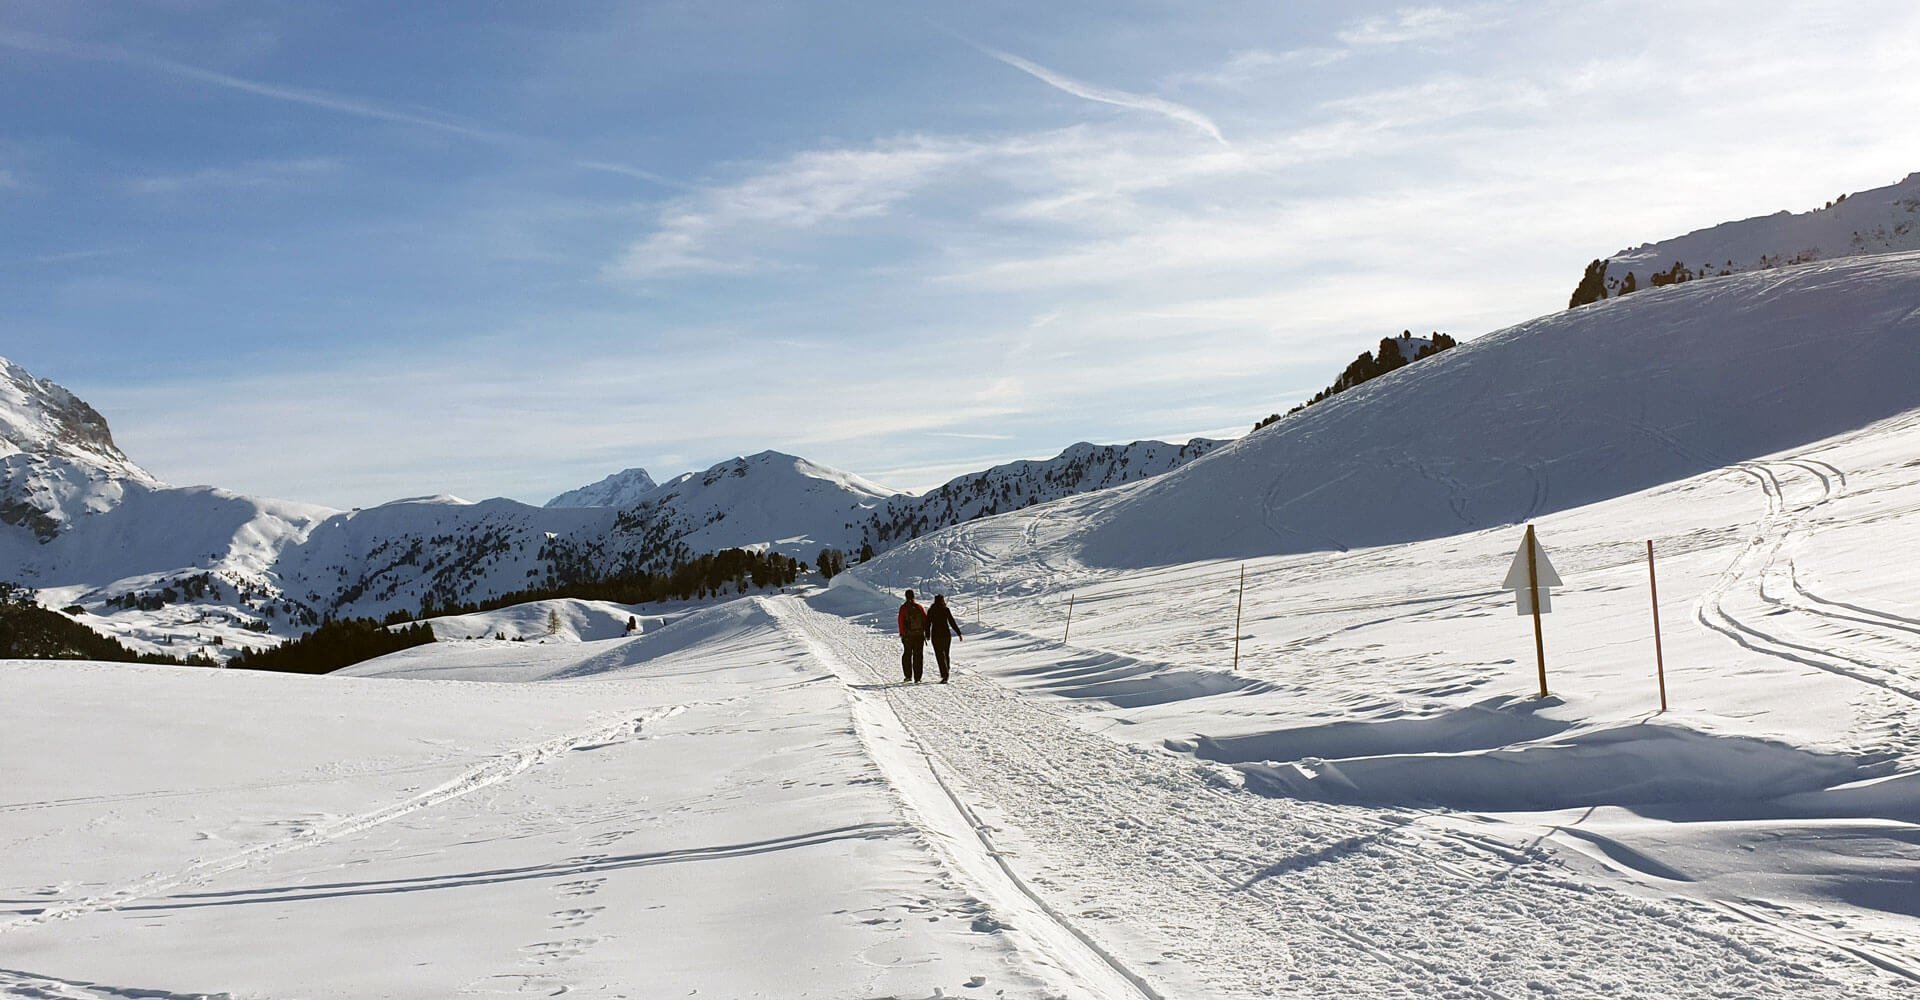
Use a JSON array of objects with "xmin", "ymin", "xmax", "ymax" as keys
[
  {"xmin": 6, "ymin": 394, "xmax": 1920, "ymax": 995},
  {"xmin": 8, "ymin": 250, "xmax": 1920, "ymax": 995},
  {"xmin": 0, "ymin": 605, "xmax": 1068, "ymax": 998}
]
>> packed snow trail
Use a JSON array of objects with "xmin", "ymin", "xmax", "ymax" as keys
[
  {"xmin": 769, "ymin": 594, "xmax": 1913, "ymax": 998},
  {"xmin": 763, "ymin": 597, "xmax": 1161, "ymax": 1000}
]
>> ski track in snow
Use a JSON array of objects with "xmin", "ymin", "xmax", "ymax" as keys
[
  {"xmin": 763, "ymin": 596, "xmax": 1159, "ymax": 1000},
  {"xmin": 767, "ymin": 595, "xmax": 1901, "ymax": 999},
  {"xmin": 0, "ymin": 965, "xmax": 230, "ymax": 1000},
  {"xmin": 1697, "ymin": 456, "xmax": 1920, "ymax": 713},
  {"xmin": 0, "ymin": 705, "xmax": 683, "ymax": 936}
]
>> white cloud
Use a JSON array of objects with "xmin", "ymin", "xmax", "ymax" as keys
[
  {"xmin": 980, "ymin": 46, "xmax": 1228, "ymax": 145},
  {"xmin": 45, "ymin": 1, "xmax": 1920, "ymax": 508},
  {"xmin": 610, "ymin": 138, "xmax": 984, "ymax": 277},
  {"xmin": 0, "ymin": 28, "xmax": 518, "ymax": 144},
  {"xmin": 0, "ymin": 28, "xmax": 677, "ymax": 186},
  {"xmin": 1336, "ymin": 6, "xmax": 1485, "ymax": 48},
  {"xmin": 1163, "ymin": 47, "xmax": 1349, "ymax": 91}
]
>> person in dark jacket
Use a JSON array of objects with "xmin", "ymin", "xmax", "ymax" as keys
[
  {"xmin": 897, "ymin": 589, "xmax": 928, "ymax": 683},
  {"xmin": 926, "ymin": 593, "xmax": 963, "ymax": 683}
]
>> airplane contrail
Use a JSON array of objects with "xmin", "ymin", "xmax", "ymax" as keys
[{"xmin": 980, "ymin": 45, "xmax": 1228, "ymax": 145}]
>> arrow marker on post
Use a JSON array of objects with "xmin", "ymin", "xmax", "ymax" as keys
[{"xmin": 1503, "ymin": 525, "xmax": 1563, "ymax": 697}]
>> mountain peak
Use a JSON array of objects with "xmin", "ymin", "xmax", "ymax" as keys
[
  {"xmin": 1, "ymin": 355, "xmax": 160, "ymax": 540},
  {"xmin": 0, "ymin": 356, "xmax": 151, "ymax": 476},
  {"xmin": 545, "ymin": 467, "xmax": 659, "ymax": 508}
]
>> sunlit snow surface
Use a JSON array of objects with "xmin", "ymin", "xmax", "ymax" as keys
[{"xmin": 8, "ymin": 255, "xmax": 1920, "ymax": 996}]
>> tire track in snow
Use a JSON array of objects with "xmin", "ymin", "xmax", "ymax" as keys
[{"xmin": 1, "ymin": 706, "xmax": 684, "ymax": 934}]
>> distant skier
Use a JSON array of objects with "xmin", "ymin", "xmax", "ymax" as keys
[
  {"xmin": 926, "ymin": 593, "xmax": 963, "ymax": 684},
  {"xmin": 898, "ymin": 589, "xmax": 928, "ymax": 683}
]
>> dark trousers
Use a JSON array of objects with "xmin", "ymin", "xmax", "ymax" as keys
[
  {"xmin": 931, "ymin": 637, "xmax": 953, "ymax": 681},
  {"xmin": 901, "ymin": 637, "xmax": 925, "ymax": 682}
]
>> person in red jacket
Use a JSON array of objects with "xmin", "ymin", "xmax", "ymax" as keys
[{"xmin": 897, "ymin": 589, "xmax": 928, "ymax": 684}]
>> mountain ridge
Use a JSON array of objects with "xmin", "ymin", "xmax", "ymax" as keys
[
  {"xmin": 0, "ymin": 362, "xmax": 1221, "ymax": 659},
  {"xmin": 1571, "ymin": 171, "xmax": 1920, "ymax": 305}
]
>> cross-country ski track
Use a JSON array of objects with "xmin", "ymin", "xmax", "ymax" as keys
[{"xmin": 762, "ymin": 594, "xmax": 1906, "ymax": 998}]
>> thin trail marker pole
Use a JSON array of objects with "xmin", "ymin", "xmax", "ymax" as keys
[
  {"xmin": 1063, "ymin": 594, "xmax": 1075, "ymax": 645},
  {"xmin": 1232, "ymin": 563, "xmax": 1245, "ymax": 671},
  {"xmin": 1527, "ymin": 524, "xmax": 1548, "ymax": 698},
  {"xmin": 1649, "ymin": 539, "xmax": 1667, "ymax": 712}
]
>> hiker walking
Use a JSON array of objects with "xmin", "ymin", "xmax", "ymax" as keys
[
  {"xmin": 927, "ymin": 593, "xmax": 963, "ymax": 684},
  {"xmin": 897, "ymin": 589, "xmax": 928, "ymax": 684}
]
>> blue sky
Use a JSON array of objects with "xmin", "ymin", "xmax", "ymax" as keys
[{"xmin": 3, "ymin": 1, "xmax": 1917, "ymax": 509}]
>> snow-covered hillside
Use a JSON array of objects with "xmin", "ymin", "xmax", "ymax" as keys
[
  {"xmin": 858, "ymin": 438, "xmax": 1221, "ymax": 551},
  {"xmin": 611, "ymin": 450, "xmax": 895, "ymax": 568},
  {"xmin": 543, "ymin": 467, "xmax": 658, "ymax": 508},
  {"xmin": 860, "ymin": 251, "xmax": 1920, "ymax": 578},
  {"xmin": 1586, "ymin": 171, "xmax": 1920, "ymax": 298},
  {"xmin": 0, "ymin": 355, "xmax": 161, "ymax": 541},
  {"xmin": 2, "ymin": 362, "xmax": 1215, "ymax": 657}
]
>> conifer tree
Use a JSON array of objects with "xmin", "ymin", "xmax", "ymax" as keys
[{"xmin": 1569, "ymin": 259, "xmax": 1610, "ymax": 308}]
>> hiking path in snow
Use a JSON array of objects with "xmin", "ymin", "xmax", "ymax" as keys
[{"xmin": 769, "ymin": 593, "xmax": 1914, "ymax": 999}]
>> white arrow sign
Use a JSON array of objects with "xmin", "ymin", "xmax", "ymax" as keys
[{"xmin": 1503, "ymin": 529, "xmax": 1562, "ymax": 615}]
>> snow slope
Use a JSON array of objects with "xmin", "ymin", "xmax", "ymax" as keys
[
  {"xmin": 543, "ymin": 466, "xmax": 658, "ymax": 508},
  {"xmin": 811, "ymin": 254, "xmax": 1920, "ymax": 992},
  {"xmin": 1593, "ymin": 171, "xmax": 1920, "ymax": 295},
  {"xmin": 858, "ymin": 438, "xmax": 1222, "ymax": 551},
  {"xmin": 865, "ymin": 251, "xmax": 1920, "ymax": 574},
  {"xmin": 0, "ymin": 605, "xmax": 1065, "ymax": 998}
]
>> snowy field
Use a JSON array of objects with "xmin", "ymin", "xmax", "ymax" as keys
[
  {"xmin": 6, "ymin": 403, "xmax": 1920, "ymax": 996},
  {"xmin": 7, "ymin": 255, "xmax": 1920, "ymax": 996}
]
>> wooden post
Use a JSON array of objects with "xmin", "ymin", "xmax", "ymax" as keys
[
  {"xmin": 1063, "ymin": 594, "xmax": 1075, "ymax": 644},
  {"xmin": 1648, "ymin": 539, "xmax": 1667, "ymax": 712},
  {"xmin": 1232, "ymin": 563, "xmax": 1245, "ymax": 670},
  {"xmin": 1526, "ymin": 524, "xmax": 1548, "ymax": 698}
]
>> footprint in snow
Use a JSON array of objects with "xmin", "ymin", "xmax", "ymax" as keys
[
  {"xmin": 549, "ymin": 906, "xmax": 604, "ymax": 929},
  {"xmin": 556, "ymin": 878, "xmax": 605, "ymax": 899}
]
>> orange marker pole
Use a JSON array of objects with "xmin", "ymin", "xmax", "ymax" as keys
[
  {"xmin": 1527, "ymin": 524, "xmax": 1548, "ymax": 698},
  {"xmin": 1649, "ymin": 539, "xmax": 1667, "ymax": 712},
  {"xmin": 1232, "ymin": 564, "xmax": 1246, "ymax": 671}
]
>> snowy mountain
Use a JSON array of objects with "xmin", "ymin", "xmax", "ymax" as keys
[
  {"xmin": 544, "ymin": 467, "xmax": 658, "ymax": 508},
  {"xmin": 281, "ymin": 452, "xmax": 895, "ymax": 621},
  {"xmin": 610, "ymin": 451, "xmax": 896, "ymax": 569},
  {"xmin": 0, "ymin": 355, "xmax": 161, "ymax": 541},
  {"xmin": 857, "ymin": 438, "xmax": 1222, "ymax": 551},
  {"xmin": 863, "ymin": 250, "xmax": 1920, "ymax": 584},
  {"xmin": 0, "ymin": 353, "xmax": 1220, "ymax": 656},
  {"xmin": 1579, "ymin": 171, "xmax": 1920, "ymax": 300}
]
